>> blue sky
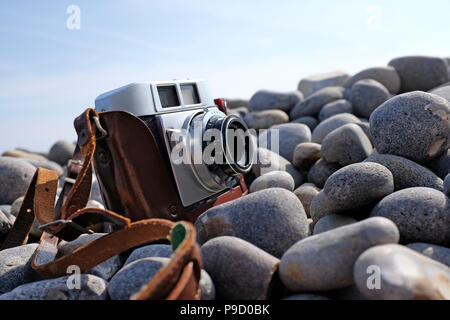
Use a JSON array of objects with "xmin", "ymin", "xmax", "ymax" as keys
[{"xmin": 1, "ymin": 0, "xmax": 449, "ymax": 153}]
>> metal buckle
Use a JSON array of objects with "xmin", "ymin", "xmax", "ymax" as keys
[
  {"xmin": 93, "ymin": 116, "xmax": 107, "ymax": 140},
  {"xmin": 38, "ymin": 219, "xmax": 95, "ymax": 235},
  {"xmin": 64, "ymin": 177, "xmax": 76, "ymax": 184}
]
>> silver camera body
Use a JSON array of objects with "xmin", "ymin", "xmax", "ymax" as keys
[{"xmin": 95, "ymin": 79, "xmax": 253, "ymax": 208}]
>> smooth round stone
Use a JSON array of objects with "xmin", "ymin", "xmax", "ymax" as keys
[
  {"xmin": 432, "ymin": 149, "xmax": 450, "ymax": 179},
  {"xmin": 0, "ymin": 157, "xmax": 36, "ymax": 204},
  {"xmin": 86, "ymin": 200, "xmax": 104, "ymax": 209},
  {"xmin": 290, "ymin": 116, "xmax": 318, "ymax": 131},
  {"xmin": 0, "ymin": 274, "xmax": 107, "ymax": 300},
  {"xmin": 249, "ymin": 171, "xmax": 295, "ymax": 193},
  {"xmin": 429, "ymin": 83, "xmax": 450, "ymax": 102},
  {"xmin": 201, "ymin": 236, "xmax": 280, "ymax": 300},
  {"xmin": 298, "ymin": 71, "xmax": 349, "ymax": 97},
  {"xmin": 0, "ymin": 210, "xmax": 12, "ymax": 240},
  {"xmin": 356, "ymin": 121, "xmax": 373, "ymax": 143},
  {"xmin": 0, "ymin": 205, "xmax": 11, "ymax": 216},
  {"xmin": 311, "ymin": 113, "xmax": 361, "ymax": 143},
  {"xmin": 258, "ymin": 123, "xmax": 311, "ymax": 163},
  {"xmin": 354, "ymin": 244, "xmax": 450, "ymax": 300},
  {"xmin": 195, "ymin": 188, "xmax": 309, "ymax": 258},
  {"xmin": 293, "ymin": 183, "xmax": 320, "ymax": 217},
  {"xmin": 249, "ymin": 90, "xmax": 303, "ymax": 112},
  {"xmin": 279, "ymin": 217, "xmax": 399, "ymax": 291},
  {"xmin": 108, "ymin": 257, "xmax": 169, "ymax": 300},
  {"xmin": 407, "ymin": 243, "xmax": 450, "ymax": 267},
  {"xmin": 290, "ymin": 87, "xmax": 345, "ymax": 119},
  {"xmin": 283, "ymin": 294, "xmax": 330, "ymax": 300},
  {"xmin": 318, "ymin": 99, "xmax": 353, "ymax": 121},
  {"xmin": 252, "ymin": 148, "xmax": 303, "ymax": 187},
  {"xmin": 23, "ymin": 159, "xmax": 64, "ymax": 176},
  {"xmin": 244, "ymin": 110, "xmax": 289, "ymax": 129},
  {"xmin": 2, "ymin": 150, "xmax": 48, "ymax": 162},
  {"xmin": 364, "ymin": 154, "xmax": 443, "ymax": 191},
  {"xmin": 225, "ymin": 98, "xmax": 249, "ymax": 109},
  {"xmin": 350, "ymin": 79, "xmax": 390, "ymax": 118},
  {"xmin": 344, "ymin": 66, "xmax": 401, "ymax": 94},
  {"xmin": 292, "ymin": 142, "xmax": 321, "ymax": 169},
  {"xmin": 313, "ymin": 214, "xmax": 357, "ymax": 235},
  {"xmin": 444, "ymin": 174, "xmax": 450, "ymax": 197},
  {"xmin": 124, "ymin": 244, "xmax": 173, "ymax": 266},
  {"xmin": 57, "ymin": 233, "xmax": 122, "ymax": 281},
  {"xmin": 0, "ymin": 244, "xmax": 41, "ymax": 294},
  {"xmin": 321, "ymin": 123, "xmax": 373, "ymax": 166},
  {"xmin": 370, "ymin": 91, "xmax": 450, "ymax": 164},
  {"xmin": 10, "ymin": 196, "xmax": 24, "ymax": 217},
  {"xmin": 388, "ymin": 56, "xmax": 449, "ymax": 92},
  {"xmin": 200, "ymin": 269, "xmax": 216, "ymax": 300},
  {"xmin": 48, "ymin": 141, "xmax": 76, "ymax": 166},
  {"xmin": 307, "ymin": 158, "xmax": 340, "ymax": 188},
  {"xmin": 370, "ymin": 187, "xmax": 450, "ymax": 246}
]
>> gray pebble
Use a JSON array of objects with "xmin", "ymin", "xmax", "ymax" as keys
[
  {"xmin": 195, "ymin": 188, "xmax": 309, "ymax": 258},
  {"xmin": 2, "ymin": 150, "xmax": 48, "ymax": 162},
  {"xmin": 0, "ymin": 244, "xmax": 41, "ymax": 294},
  {"xmin": 444, "ymin": 174, "xmax": 450, "ymax": 197},
  {"xmin": 258, "ymin": 123, "xmax": 311, "ymax": 163},
  {"xmin": 293, "ymin": 183, "xmax": 320, "ymax": 218},
  {"xmin": 321, "ymin": 123, "xmax": 373, "ymax": 166},
  {"xmin": 283, "ymin": 293, "xmax": 330, "ymax": 300},
  {"xmin": 350, "ymin": 79, "xmax": 390, "ymax": 118},
  {"xmin": 22, "ymin": 159, "xmax": 64, "ymax": 176},
  {"xmin": 244, "ymin": 110, "xmax": 289, "ymax": 129},
  {"xmin": 0, "ymin": 157, "xmax": 36, "ymax": 204},
  {"xmin": 370, "ymin": 187, "xmax": 450, "ymax": 246},
  {"xmin": 354, "ymin": 244, "xmax": 450, "ymax": 300},
  {"xmin": 292, "ymin": 142, "xmax": 321, "ymax": 169},
  {"xmin": 307, "ymin": 158, "xmax": 340, "ymax": 188},
  {"xmin": 429, "ymin": 83, "xmax": 450, "ymax": 102},
  {"xmin": 124, "ymin": 244, "xmax": 173, "ymax": 266},
  {"xmin": 364, "ymin": 153, "xmax": 443, "ymax": 191},
  {"xmin": 290, "ymin": 87, "xmax": 345, "ymax": 119},
  {"xmin": 432, "ymin": 149, "xmax": 450, "ymax": 179},
  {"xmin": 48, "ymin": 141, "xmax": 76, "ymax": 166},
  {"xmin": 311, "ymin": 113, "xmax": 361, "ymax": 143},
  {"xmin": 201, "ymin": 236, "xmax": 280, "ymax": 300},
  {"xmin": 279, "ymin": 217, "xmax": 399, "ymax": 291},
  {"xmin": 249, "ymin": 171, "xmax": 295, "ymax": 193},
  {"xmin": 200, "ymin": 269, "xmax": 216, "ymax": 300},
  {"xmin": 0, "ymin": 274, "xmax": 107, "ymax": 300},
  {"xmin": 298, "ymin": 71, "xmax": 349, "ymax": 97},
  {"xmin": 313, "ymin": 214, "xmax": 357, "ymax": 235},
  {"xmin": 108, "ymin": 257, "xmax": 169, "ymax": 300},
  {"xmin": 344, "ymin": 66, "xmax": 401, "ymax": 94},
  {"xmin": 370, "ymin": 91, "xmax": 450, "ymax": 164},
  {"xmin": 57, "ymin": 233, "xmax": 122, "ymax": 281},
  {"xmin": 290, "ymin": 116, "xmax": 319, "ymax": 131},
  {"xmin": 0, "ymin": 210, "xmax": 13, "ymax": 240},
  {"xmin": 249, "ymin": 90, "xmax": 303, "ymax": 112},
  {"xmin": 318, "ymin": 99, "xmax": 353, "ymax": 121},
  {"xmin": 388, "ymin": 56, "xmax": 449, "ymax": 92},
  {"xmin": 406, "ymin": 242, "xmax": 450, "ymax": 267},
  {"xmin": 0, "ymin": 205, "xmax": 11, "ymax": 216},
  {"xmin": 225, "ymin": 98, "xmax": 249, "ymax": 109}
]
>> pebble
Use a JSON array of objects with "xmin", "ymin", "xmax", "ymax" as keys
[
  {"xmin": 244, "ymin": 110, "xmax": 289, "ymax": 129},
  {"xmin": 0, "ymin": 157, "xmax": 36, "ymax": 204},
  {"xmin": 445, "ymin": 174, "xmax": 450, "ymax": 197},
  {"xmin": 290, "ymin": 87, "xmax": 345, "ymax": 119},
  {"xmin": 313, "ymin": 214, "xmax": 357, "ymax": 235},
  {"xmin": 23, "ymin": 159, "xmax": 64, "ymax": 176},
  {"xmin": 0, "ymin": 210, "xmax": 13, "ymax": 241},
  {"xmin": 429, "ymin": 83, "xmax": 450, "ymax": 102},
  {"xmin": 252, "ymin": 148, "xmax": 303, "ymax": 187},
  {"xmin": 370, "ymin": 187, "xmax": 450, "ymax": 246},
  {"xmin": 311, "ymin": 113, "xmax": 361, "ymax": 143},
  {"xmin": 108, "ymin": 257, "xmax": 169, "ymax": 300},
  {"xmin": 48, "ymin": 141, "xmax": 76, "ymax": 166},
  {"xmin": 293, "ymin": 183, "xmax": 320, "ymax": 217},
  {"xmin": 257, "ymin": 123, "xmax": 311, "ymax": 163},
  {"xmin": 57, "ymin": 233, "xmax": 123, "ymax": 281},
  {"xmin": 200, "ymin": 269, "xmax": 216, "ymax": 300},
  {"xmin": 364, "ymin": 154, "xmax": 444, "ymax": 191},
  {"xmin": 0, "ymin": 244, "xmax": 41, "ymax": 294},
  {"xmin": 370, "ymin": 91, "xmax": 450, "ymax": 164},
  {"xmin": 249, "ymin": 171, "xmax": 295, "ymax": 193},
  {"xmin": 297, "ymin": 71, "xmax": 349, "ymax": 97},
  {"xmin": 388, "ymin": 56, "xmax": 449, "ymax": 92},
  {"xmin": 290, "ymin": 116, "xmax": 318, "ymax": 131},
  {"xmin": 0, "ymin": 274, "xmax": 107, "ymax": 300},
  {"xmin": 283, "ymin": 294, "xmax": 330, "ymax": 300},
  {"xmin": 432, "ymin": 149, "xmax": 450, "ymax": 179},
  {"xmin": 350, "ymin": 79, "xmax": 390, "ymax": 118},
  {"xmin": 292, "ymin": 142, "xmax": 321, "ymax": 169},
  {"xmin": 321, "ymin": 123, "xmax": 373, "ymax": 166},
  {"xmin": 124, "ymin": 244, "xmax": 173, "ymax": 266},
  {"xmin": 309, "ymin": 162, "xmax": 394, "ymax": 222},
  {"xmin": 0, "ymin": 205, "xmax": 11, "ymax": 216},
  {"xmin": 307, "ymin": 158, "xmax": 340, "ymax": 188},
  {"xmin": 195, "ymin": 188, "xmax": 310, "ymax": 258},
  {"xmin": 201, "ymin": 236, "xmax": 280, "ymax": 300},
  {"xmin": 343, "ymin": 66, "xmax": 401, "ymax": 93},
  {"xmin": 354, "ymin": 244, "xmax": 450, "ymax": 300},
  {"xmin": 406, "ymin": 243, "xmax": 450, "ymax": 267},
  {"xmin": 2, "ymin": 150, "xmax": 48, "ymax": 162},
  {"xmin": 249, "ymin": 90, "xmax": 303, "ymax": 112},
  {"xmin": 226, "ymin": 98, "xmax": 249, "ymax": 109},
  {"xmin": 279, "ymin": 217, "xmax": 399, "ymax": 291},
  {"xmin": 318, "ymin": 99, "xmax": 353, "ymax": 121}
]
